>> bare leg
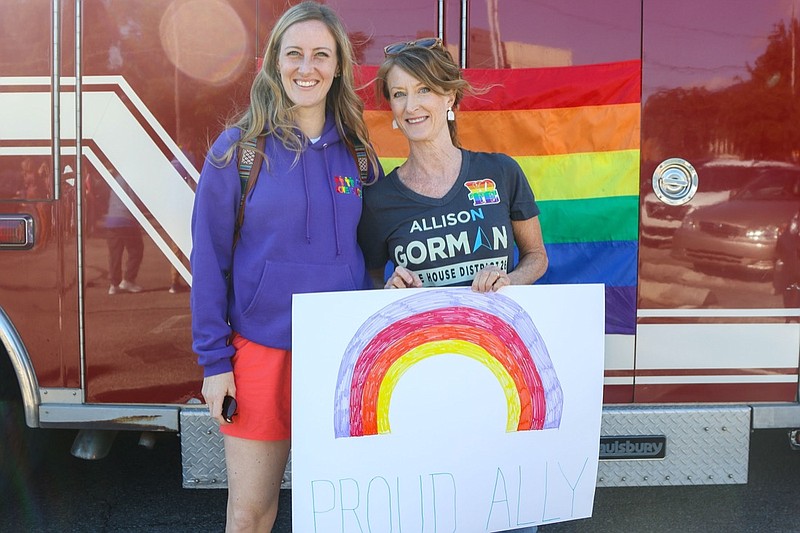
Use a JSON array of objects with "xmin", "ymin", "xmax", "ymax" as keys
[{"xmin": 223, "ymin": 435, "xmax": 290, "ymax": 533}]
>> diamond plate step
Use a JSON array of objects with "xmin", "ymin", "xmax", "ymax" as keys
[
  {"xmin": 180, "ymin": 405, "xmax": 750, "ymax": 489},
  {"xmin": 597, "ymin": 405, "xmax": 750, "ymax": 487},
  {"xmin": 180, "ymin": 407, "xmax": 292, "ymax": 489}
]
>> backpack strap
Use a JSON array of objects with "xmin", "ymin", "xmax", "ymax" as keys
[
  {"xmin": 234, "ymin": 135, "xmax": 365, "ymax": 250},
  {"xmin": 353, "ymin": 141, "xmax": 369, "ymax": 183},
  {"xmin": 233, "ymin": 135, "xmax": 265, "ymax": 250},
  {"xmin": 237, "ymin": 137, "xmax": 258, "ymax": 195}
]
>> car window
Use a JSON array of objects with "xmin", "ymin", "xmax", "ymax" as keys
[
  {"xmin": 733, "ymin": 171, "xmax": 800, "ymax": 200},
  {"xmin": 696, "ymin": 166, "xmax": 752, "ymax": 193}
]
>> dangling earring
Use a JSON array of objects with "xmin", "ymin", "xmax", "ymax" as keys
[
  {"xmin": 392, "ymin": 119, "xmax": 399, "ymax": 129},
  {"xmin": 447, "ymin": 107, "xmax": 455, "ymax": 121}
]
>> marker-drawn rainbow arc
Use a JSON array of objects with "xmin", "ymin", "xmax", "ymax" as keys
[{"xmin": 334, "ymin": 289, "xmax": 563, "ymax": 438}]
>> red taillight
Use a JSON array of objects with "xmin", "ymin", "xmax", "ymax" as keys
[{"xmin": 0, "ymin": 215, "xmax": 34, "ymax": 249}]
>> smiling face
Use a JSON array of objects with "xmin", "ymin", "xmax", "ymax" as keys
[
  {"xmin": 277, "ymin": 19, "xmax": 338, "ymax": 117},
  {"xmin": 386, "ymin": 65, "xmax": 455, "ymax": 146}
]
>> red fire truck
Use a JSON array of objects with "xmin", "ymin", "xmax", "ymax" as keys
[{"xmin": 2, "ymin": 0, "xmax": 799, "ymax": 489}]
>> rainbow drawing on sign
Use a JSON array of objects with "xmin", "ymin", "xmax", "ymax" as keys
[{"xmin": 333, "ymin": 289, "xmax": 563, "ymax": 438}]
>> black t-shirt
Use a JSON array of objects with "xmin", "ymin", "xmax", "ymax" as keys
[{"xmin": 358, "ymin": 149, "xmax": 540, "ymax": 287}]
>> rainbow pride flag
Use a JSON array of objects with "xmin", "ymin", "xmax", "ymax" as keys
[{"xmin": 357, "ymin": 60, "xmax": 641, "ymax": 335}]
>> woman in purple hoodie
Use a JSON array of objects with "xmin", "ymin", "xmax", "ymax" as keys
[{"xmin": 190, "ymin": 2, "xmax": 380, "ymax": 530}]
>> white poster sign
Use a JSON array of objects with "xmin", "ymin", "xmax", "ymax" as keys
[{"xmin": 292, "ymin": 284, "xmax": 605, "ymax": 532}]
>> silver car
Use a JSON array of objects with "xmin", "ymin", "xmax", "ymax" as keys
[{"xmin": 671, "ymin": 166, "xmax": 800, "ymax": 276}]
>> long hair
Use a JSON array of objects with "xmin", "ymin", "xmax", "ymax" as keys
[
  {"xmin": 222, "ymin": 1, "xmax": 378, "ymax": 177},
  {"xmin": 375, "ymin": 43, "xmax": 473, "ymax": 148}
]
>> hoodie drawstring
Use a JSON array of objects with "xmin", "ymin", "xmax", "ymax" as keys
[
  {"xmin": 322, "ymin": 145, "xmax": 342, "ymax": 255},
  {"xmin": 300, "ymin": 152, "xmax": 312, "ymax": 244}
]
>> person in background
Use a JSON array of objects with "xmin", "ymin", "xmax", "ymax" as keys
[
  {"xmin": 189, "ymin": 2, "xmax": 380, "ymax": 531},
  {"xmin": 84, "ymin": 167, "xmax": 108, "ymax": 237},
  {"xmin": 358, "ymin": 37, "xmax": 548, "ymax": 532},
  {"xmin": 105, "ymin": 171, "xmax": 144, "ymax": 294},
  {"xmin": 16, "ymin": 157, "xmax": 52, "ymax": 246},
  {"xmin": 60, "ymin": 164, "xmax": 77, "ymax": 236}
]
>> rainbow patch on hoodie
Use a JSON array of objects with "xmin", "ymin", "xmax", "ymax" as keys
[{"xmin": 335, "ymin": 176, "xmax": 362, "ymax": 198}]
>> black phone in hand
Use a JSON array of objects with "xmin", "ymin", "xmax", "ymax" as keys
[{"xmin": 221, "ymin": 395, "xmax": 237, "ymax": 423}]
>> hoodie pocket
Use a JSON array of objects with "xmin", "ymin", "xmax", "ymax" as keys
[{"xmin": 240, "ymin": 261, "xmax": 358, "ymax": 321}]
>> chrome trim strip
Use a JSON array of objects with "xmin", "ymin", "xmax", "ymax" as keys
[
  {"xmin": 0, "ymin": 306, "xmax": 41, "ymax": 427},
  {"xmin": 461, "ymin": 0, "xmax": 469, "ymax": 68},
  {"xmin": 40, "ymin": 387, "xmax": 83, "ymax": 404},
  {"xmin": 460, "ymin": 0, "xmax": 467, "ymax": 68},
  {"xmin": 751, "ymin": 403, "xmax": 800, "ymax": 429},
  {"xmin": 638, "ymin": 308, "xmax": 800, "ymax": 318},
  {"xmin": 437, "ymin": 0, "xmax": 443, "ymax": 40},
  {"xmin": 52, "ymin": 0, "xmax": 61, "ymax": 200},
  {"xmin": 637, "ymin": 375, "xmax": 797, "ymax": 384},
  {"xmin": 75, "ymin": 0, "xmax": 86, "ymax": 397},
  {"xmin": 39, "ymin": 404, "xmax": 180, "ymax": 431}
]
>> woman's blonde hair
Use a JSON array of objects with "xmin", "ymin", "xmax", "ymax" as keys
[
  {"xmin": 375, "ymin": 42, "xmax": 473, "ymax": 148},
  {"xmin": 223, "ymin": 1, "xmax": 378, "ymax": 177}
]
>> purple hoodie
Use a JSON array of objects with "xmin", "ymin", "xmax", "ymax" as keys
[{"xmin": 190, "ymin": 114, "xmax": 374, "ymax": 377}]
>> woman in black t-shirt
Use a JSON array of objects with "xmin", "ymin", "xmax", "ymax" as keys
[{"xmin": 359, "ymin": 38, "xmax": 548, "ymax": 293}]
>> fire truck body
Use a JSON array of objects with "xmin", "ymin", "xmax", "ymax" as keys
[{"xmin": 1, "ymin": 0, "xmax": 799, "ymax": 489}]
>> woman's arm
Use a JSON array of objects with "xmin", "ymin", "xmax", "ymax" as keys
[
  {"xmin": 508, "ymin": 216, "xmax": 548, "ymax": 285},
  {"xmin": 202, "ymin": 372, "xmax": 236, "ymax": 425},
  {"xmin": 190, "ymin": 131, "xmax": 241, "ymax": 376}
]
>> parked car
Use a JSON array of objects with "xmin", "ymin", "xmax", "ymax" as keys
[
  {"xmin": 640, "ymin": 159, "xmax": 772, "ymax": 247},
  {"xmin": 774, "ymin": 210, "xmax": 800, "ymax": 305},
  {"xmin": 671, "ymin": 164, "xmax": 800, "ymax": 276}
]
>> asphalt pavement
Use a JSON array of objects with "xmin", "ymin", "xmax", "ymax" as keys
[{"xmin": 3, "ymin": 424, "xmax": 800, "ymax": 532}]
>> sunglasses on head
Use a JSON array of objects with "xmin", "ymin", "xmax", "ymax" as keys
[{"xmin": 384, "ymin": 37, "xmax": 443, "ymax": 57}]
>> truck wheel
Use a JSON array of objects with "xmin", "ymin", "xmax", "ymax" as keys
[
  {"xmin": 789, "ymin": 429, "xmax": 800, "ymax": 451},
  {"xmin": 0, "ymin": 400, "xmax": 44, "ymax": 495}
]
